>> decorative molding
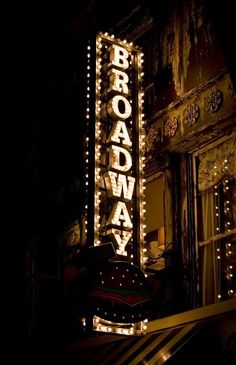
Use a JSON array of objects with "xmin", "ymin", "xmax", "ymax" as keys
[
  {"xmin": 164, "ymin": 117, "xmax": 178, "ymax": 138},
  {"xmin": 204, "ymin": 90, "xmax": 223, "ymax": 113},
  {"xmin": 146, "ymin": 124, "xmax": 162, "ymax": 153},
  {"xmin": 147, "ymin": 68, "xmax": 227, "ymax": 124},
  {"xmin": 184, "ymin": 103, "xmax": 199, "ymax": 126},
  {"xmin": 143, "ymin": 70, "xmax": 236, "ymax": 163}
]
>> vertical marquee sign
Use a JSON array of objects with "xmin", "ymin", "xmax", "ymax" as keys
[{"xmin": 84, "ymin": 32, "xmax": 148, "ymax": 335}]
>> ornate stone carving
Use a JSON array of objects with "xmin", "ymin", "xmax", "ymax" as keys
[
  {"xmin": 184, "ymin": 103, "xmax": 199, "ymax": 126},
  {"xmin": 146, "ymin": 124, "xmax": 162, "ymax": 153},
  {"xmin": 164, "ymin": 117, "xmax": 178, "ymax": 138},
  {"xmin": 204, "ymin": 90, "xmax": 223, "ymax": 113}
]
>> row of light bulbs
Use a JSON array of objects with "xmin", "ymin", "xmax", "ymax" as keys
[
  {"xmin": 94, "ymin": 35, "xmax": 103, "ymax": 246},
  {"xmin": 84, "ymin": 42, "xmax": 92, "ymax": 239},
  {"xmin": 214, "ymin": 159, "xmax": 234, "ymax": 300},
  {"xmin": 93, "ymin": 315, "xmax": 148, "ymax": 336}
]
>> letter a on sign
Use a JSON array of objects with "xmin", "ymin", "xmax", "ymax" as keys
[
  {"xmin": 108, "ymin": 201, "xmax": 132, "ymax": 228},
  {"xmin": 107, "ymin": 120, "xmax": 131, "ymax": 147}
]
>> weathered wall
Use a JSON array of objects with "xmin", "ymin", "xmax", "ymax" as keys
[{"xmin": 143, "ymin": 0, "xmax": 229, "ymax": 119}]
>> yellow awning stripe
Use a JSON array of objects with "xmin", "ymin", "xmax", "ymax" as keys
[
  {"xmin": 74, "ymin": 321, "xmax": 200, "ymax": 365},
  {"xmin": 149, "ymin": 323, "xmax": 196, "ymax": 365},
  {"xmin": 125, "ymin": 330, "xmax": 173, "ymax": 365}
]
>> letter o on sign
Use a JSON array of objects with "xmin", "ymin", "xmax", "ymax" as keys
[{"xmin": 107, "ymin": 95, "xmax": 132, "ymax": 120}]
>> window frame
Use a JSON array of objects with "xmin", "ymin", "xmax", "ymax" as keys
[{"xmin": 192, "ymin": 132, "xmax": 236, "ymax": 305}]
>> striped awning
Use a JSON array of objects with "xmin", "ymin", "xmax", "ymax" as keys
[{"xmin": 71, "ymin": 322, "xmax": 201, "ymax": 365}]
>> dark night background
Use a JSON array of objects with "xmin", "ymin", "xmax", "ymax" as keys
[{"xmin": 11, "ymin": 1, "xmax": 147, "ymax": 358}]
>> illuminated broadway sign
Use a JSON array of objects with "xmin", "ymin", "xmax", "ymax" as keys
[
  {"xmin": 94, "ymin": 33, "xmax": 146, "ymax": 264},
  {"xmin": 84, "ymin": 33, "xmax": 148, "ymax": 335}
]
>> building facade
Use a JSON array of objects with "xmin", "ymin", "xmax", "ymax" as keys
[{"xmin": 23, "ymin": 0, "xmax": 236, "ymax": 361}]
